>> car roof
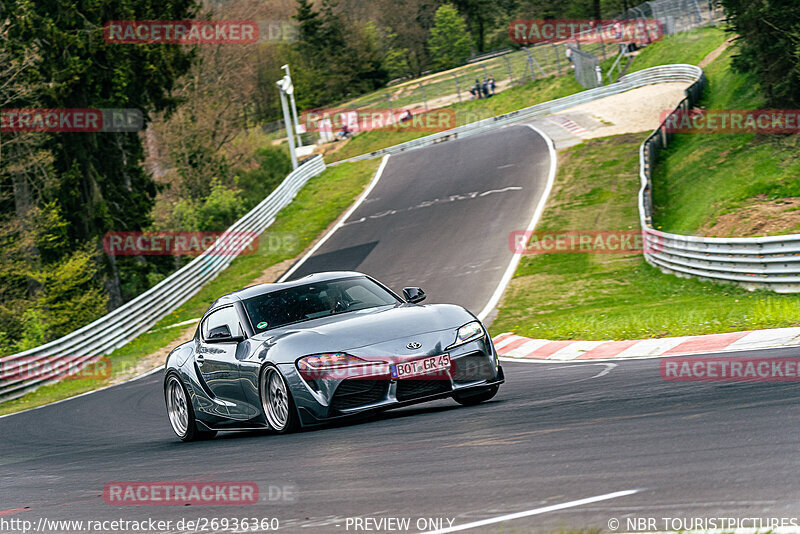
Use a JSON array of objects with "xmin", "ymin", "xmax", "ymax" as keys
[{"xmin": 210, "ymin": 271, "xmax": 369, "ymax": 307}]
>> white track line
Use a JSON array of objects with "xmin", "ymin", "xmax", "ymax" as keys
[
  {"xmin": 419, "ymin": 489, "xmax": 639, "ymax": 534},
  {"xmin": 477, "ymin": 124, "xmax": 558, "ymax": 321},
  {"xmin": 278, "ymin": 154, "xmax": 391, "ymax": 283},
  {"xmin": 0, "ymin": 365, "xmax": 164, "ymax": 420}
]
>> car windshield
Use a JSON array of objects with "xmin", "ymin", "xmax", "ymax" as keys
[{"xmin": 243, "ymin": 276, "xmax": 400, "ymax": 332}]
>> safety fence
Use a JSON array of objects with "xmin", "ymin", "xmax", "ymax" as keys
[
  {"xmin": 0, "ymin": 156, "xmax": 327, "ymax": 402},
  {"xmin": 326, "ymin": 0, "xmax": 722, "ymax": 116},
  {"xmin": 339, "ymin": 64, "xmax": 702, "ymax": 162},
  {"xmin": 638, "ymin": 68, "xmax": 800, "ymax": 293}
]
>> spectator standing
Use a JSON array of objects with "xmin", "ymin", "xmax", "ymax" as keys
[
  {"xmin": 488, "ymin": 75, "xmax": 496, "ymax": 95},
  {"xmin": 474, "ymin": 79, "xmax": 483, "ymax": 99}
]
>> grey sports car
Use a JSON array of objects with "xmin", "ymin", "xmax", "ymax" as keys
[{"xmin": 163, "ymin": 271, "xmax": 504, "ymax": 441}]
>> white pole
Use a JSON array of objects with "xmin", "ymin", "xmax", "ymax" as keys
[
  {"xmin": 282, "ymin": 64, "xmax": 303, "ymax": 148},
  {"xmin": 277, "ymin": 79, "xmax": 298, "ymax": 170}
]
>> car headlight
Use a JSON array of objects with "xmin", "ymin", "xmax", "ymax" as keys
[
  {"xmin": 448, "ymin": 321, "xmax": 484, "ymax": 349},
  {"xmin": 297, "ymin": 352, "xmax": 369, "ymax": 371}
]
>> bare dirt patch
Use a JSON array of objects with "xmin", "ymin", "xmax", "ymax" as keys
[
  {"xmin": 698, "ymin": 37, "xmax": 735, "ymax": 69},
  {"xmin": 699, "ymin": 195, "xmax": 800, "ymax": 237}
]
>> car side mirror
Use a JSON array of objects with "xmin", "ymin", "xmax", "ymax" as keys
[
  {"xmin": 207, "ymin": 324, "xmax": 245, "ymax": 343},
  {"xmin": 403, "ymin": 287, "xmax": 426, "ymax": 304}
]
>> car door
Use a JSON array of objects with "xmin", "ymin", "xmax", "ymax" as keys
[{"xmin": 197, "ymin": 305, "xmax": 250, "ymax": 419}]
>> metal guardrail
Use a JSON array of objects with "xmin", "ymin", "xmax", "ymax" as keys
[
  {"xmin": 638, "ymin": 67, "xmax": 800, "ymax": 293},
  {"xmin": 0, "ymin": 155, "xmax": 327, "ymax": 401},
  {"xmin": 338, "ymin": 64, "xmax": 702, "ymax": 163}
]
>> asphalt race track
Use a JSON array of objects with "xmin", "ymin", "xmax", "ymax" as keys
[
  {"xmin": 2, "ymin": 349, "xmax": 800, "ymax": 533},
  {"xmin": 1, "ymin": 126, "xmax": 799, "ymax": 534},
  {"xmin": 281, "ymin": 124, "xmax": 554, "ymax": 317}
]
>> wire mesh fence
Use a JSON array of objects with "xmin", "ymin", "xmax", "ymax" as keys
[
  {"xmin": 623, "ymin": 0, "xmax": 723, "ymax": 35},
  {"xmin": 568, "ymin": 44, "xmax": 603, "ymax": 89},
  {"xmin": 322, "ymin": 0, "xmax": 721, "ymax": 118},
  {"xmin": 342, "ymin": 45, "xmax": 574, "ymax": 113},
  {"xmin": 294, "ymin": 0, "xmax": 724, "ymax": 144}
]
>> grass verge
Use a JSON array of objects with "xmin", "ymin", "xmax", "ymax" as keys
[
  {"xmin": 489, "ymin": 133, "xmax": 800, "ymax": 341},
  {"xmin": 0, "ymin": 158, "xmax": 381, "ymax": 416},
  {"xmin": 651, "ymin": 47, "xmax": 800, "ymax": 235},
  {"xmin": 628, "ymin": 26, "xmax": 729, "ymax": 72}
]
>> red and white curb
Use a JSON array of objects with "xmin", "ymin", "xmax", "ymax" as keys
[
  {"xmin": 492, "ymin": 327, "xmax": 800, "ymax": 361},
  {"xmin": 546, "ymin": 114, "xmax": 589, "ymax": 136}
]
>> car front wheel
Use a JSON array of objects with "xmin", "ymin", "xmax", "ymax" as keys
[
  {"xmin": 260, "ymin": 366, "xmax": 299, "ymax": 434},
  {"xmin": 165, "ymin": 374, "xmax": 217, "ymax": 442}
]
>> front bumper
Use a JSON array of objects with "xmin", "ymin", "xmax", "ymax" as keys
[{"xmin": 281, "ymin": 335, "xmax": 504, "ymax": 427}]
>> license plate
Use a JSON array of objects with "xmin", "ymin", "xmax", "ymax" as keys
[{"xmin": 392, "ymin": 354, "xmax": 451, "ymax": 379}]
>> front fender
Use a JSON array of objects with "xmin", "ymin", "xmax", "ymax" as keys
[{"xmin": 164, "ymin": 339, "xmax": 232, "ymax": 425}]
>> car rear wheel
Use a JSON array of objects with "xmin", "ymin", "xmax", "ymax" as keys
[
  {"xmin": 260, "ymin": 366, "xmax": 299, "ymax": 434},
  {"xmin": 165, "ymin": 374, "xmax": 217, "ymax": 442},
  {"xmin": 453, "ymin": 385, "xmax": 499, "ymax": 406}
]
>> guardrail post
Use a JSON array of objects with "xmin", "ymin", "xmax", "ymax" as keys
[
  {"xmin": 451, "ymin": 73, "xmax": 462, "ymax": 103},
  {"xmin": 552, "ymin": 43, "xmax": 562, "ymax": 76},
  {"xmin": 504, "ymin": 55, "xmax": 514, "ymax": 85}
]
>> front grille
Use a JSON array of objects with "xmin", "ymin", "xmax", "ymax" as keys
[
  {"xmin": 452, "ymin": 353, "xmax": 494, "ymax": 382},
  {"xmin": 331, "ymin": 380, "xmax": 388, "ymax": 411},
  {"xmin": 395, "ymin": 379, "xmax": 451, "ymax": 401}
]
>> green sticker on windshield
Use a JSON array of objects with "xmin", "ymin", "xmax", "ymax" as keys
[{"xmin": 257, "ymin": 321, "xmax": 269, "ymax": 329}]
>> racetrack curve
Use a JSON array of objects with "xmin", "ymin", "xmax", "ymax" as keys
[
  {"xmin": 280, "ymin": 124, "xmax": 554, "ymax": 318},
  {"xmin": 1, "ymin": 125, "xmax": 799, "ymax": 534}
]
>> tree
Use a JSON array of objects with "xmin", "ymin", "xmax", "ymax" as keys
[
  {"xmin": 428, "ymin": 4, "xmax": 473, "ymax": 70},
  {"xmin": 0, "ymin": 0, "xmax": 198, "ymax": 353},
  {"xmin": 375, "ymin": 0, "xmax": 443, "ymax": 76},
  {"xmin": 288, "ymin": 0, "xmax": 389, "ymax": 108},
  {"xmin": 722, "ymin": 0, "xmax": 800, "ymax": 107},
  {"xmin": 453, "ymin": 0, "xmax": 490, "ymax": 52},
  {"xmin": 2, "ymin": 0, "xmax": 199, "ymax": 308}
]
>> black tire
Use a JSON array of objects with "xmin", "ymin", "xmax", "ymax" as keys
[
  {"xmin": 164, "ymin": 373, "xmax": 217, "ymax": 442},
  {"xmin": 260, "ymin": 366, "xmax": 299, "ymax": 434},
  {"xmin": 453, "ymin": 385, "xmax": 499, "ymax": 406}
]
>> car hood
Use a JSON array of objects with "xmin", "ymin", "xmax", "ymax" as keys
[{"xmin": 251, "ymin": 303, "xmax": 475, "ymax": 362}]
